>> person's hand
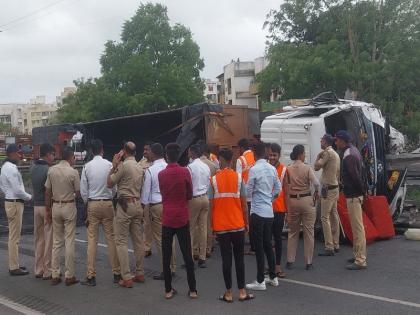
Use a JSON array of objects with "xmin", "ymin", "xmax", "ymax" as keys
[
  {"xmin": 46, "ymin": 208, "xmax": 52, "ymax": 225},
  {"xmin": 245, "ymin": 224, "xmax": 249, "ymax": 234},
  {"xmin": 313, "ymin": 191, "xmax": 320, "ymax": 205},
  {"xmin": 112, "ymin": 151, "xmax": 123, "ymax": 169}
]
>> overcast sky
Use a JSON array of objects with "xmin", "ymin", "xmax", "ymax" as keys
[{"xmin": 0, "ymin": 0, "xmax": 280, "ymax": 104}]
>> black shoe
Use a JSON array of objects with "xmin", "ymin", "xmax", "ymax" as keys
[
  {"xmin": 80, "ymin": 277, "xmax": 96, "ymax": 286},
  {"xmin": 19, "ymin": 266, "xmax": 27, "ymax": 271},
  {"xmin": 346, "ymin": 263, "xmax": 367, "ymax": 270},
  {"xmin": 305, "ymin": 264, "xmax": 314, "ymax": 270},
  {"xmin": 145, "ymin": 250, "xmax": 152, "ymax": 258},
  {"xmin": 318, "ymin": 250, "xmax": 335, "ymax": 257},
  {"xmin": 286, "ymin": 262, "xmax": 294, "ymax": 270},
  {"xmin": 198, "ymin": 259, "xmax": 207, "ymax": 269},
  {"xmin": 113, "ymin": 274, "xmax": 122, "ymax": 284},
  {"xmin": 334, "ymin": 248, "xmax": 340, "ymax": 253},
  {"xmin": 347, "ymin": 258, "xmax": 356, "ymax": 264},
  {"xmin": 9, "ymin": 269, "xmax": 29, "ymax": 276}
]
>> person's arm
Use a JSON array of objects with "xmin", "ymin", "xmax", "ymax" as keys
[
  {"xmin": 246, "ymin": 168, "xmax": 255, "ymax": 200},
  {"xmin": 272, "ymin": 168, "xmax": 281, "ymax": 200},
  {"xmin": 45, "ymin": 170, "xmax": 52, "ymax": 224},
  {"xmin": 73, "ymin": 169, "xmax": 81, "ymax": 199},
  {"xmin": 80, "ymin": 166, "xmax": 88, "ymax": 204},
  {"xmin": 344, "ymin": 155, "xmax": 365, "ymax": 194},
  {"xmin": 314, "ymin": 150, "xmax": 329, "ymax": 171},
  {"xmin": 186, "ymin": 170, "xmax": 193, "ymax": 201},
  {"xmin": 141, "ymin": 169, "xmax": 152, "ymax": 206},
  {"xmin": 236, "ymin": 158, "xmax": 242, "ymax": 174},
  {"xmin": 239, "ymin": 181, "xmax": 248, "ymax": 232},
  {"xmin": 308, "ymin": 166, "xmax": 320, "ymax": 202},
  {"xmin": 8, "ymin": 170, "xmax": 31, "ymax": 201},
  {"xmin": 283, "ymin": 171, "xmax": 290, "ymax": 214},
  {"xmin": 107, "ymin": 152, "xmax": 123, "ymax": 188}
]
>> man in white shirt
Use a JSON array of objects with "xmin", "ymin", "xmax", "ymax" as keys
[
  {"xmin": 0, "ymin": 144, "xmax": 32, "ymax": 276},
  {"xmin": 80, "ymin": 139, "xmax": 120, "ymax": 286},
  {"xmin": 187, "ymin": 144, "xmax": 211, "ymax": 268},
  {"xmin": 141, "ymin": 143, "xmax": 176, "ymax": 280}
]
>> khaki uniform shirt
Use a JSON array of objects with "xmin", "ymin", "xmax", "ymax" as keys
[
  {"xmin": 286, "ymin": 160, "xmax": 320, "ymax": 194},
  {"xmin": 45, "ymin": 160, "xmax": 80, "ymax": 201},
  {"xmin": 111, "ymin": 156, "xmax": 144, "ymax": 198},
  {"xmin": 315, "ymin": 146, "xmax": 340, "ymax": 186},
  {"xmin": 138, "ymin": 157, "xmax": 152, "ymax": 170},
  {"xmin": 200, "ymin": 155, "xmax": 218, "ymax": 177}
]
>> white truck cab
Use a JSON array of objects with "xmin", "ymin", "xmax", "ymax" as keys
[{"xmin": 261, "ymin": 92, "xmax": 407, "ymax": 220}]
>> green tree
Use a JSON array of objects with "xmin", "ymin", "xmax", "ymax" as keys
[
  {"xmin": 57, "ymin": 3, "xmax": 204, "ymax": 123},
  {"xmin": 260, "ymin": 0, "xmax": 420, "ymax": 139}
]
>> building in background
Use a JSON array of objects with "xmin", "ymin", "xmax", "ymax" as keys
[
  {"xmin": 218, "ymin": 57, "xmax": 268, "ymax": 109},
  {"xmin": 203, "ymin": 79, "xmax": 220, "ymax": 103},
  {"xmin": 56, "ymin": 87, "xmax": 76, "ymax": 107}
]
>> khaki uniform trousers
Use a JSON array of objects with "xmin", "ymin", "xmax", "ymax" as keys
[
  {"xmin": 320, "ymin": 188, "xmax": 340, "ymax": 251},
  {"xmin": 51, "ymin": 203, "xmax": 77, "ymax": 279},
  {"xmin": 189, "ymin": 195, "xmax": 209, "ymax": 261},
  {"xmin": 114, "ymin": 201, "xmax": 144, "ymax": 281},
  {"xmin": 149, "ymin": 204, "xmax": 176, "ymax": 272},
  {"xmin": 5, "ymin": 201, "xmax": 24, "ymax": 270},
  {"xmin": 143, "ymin": 204, "xmax": 153, "ymax": 252},
  {"xmin": 34, "ymin": 206, "xmax": 53, "ymax": 277},
  {"xmin": 193, "ymin": 207, "xmax": 214, "ymax": 256},
  {"xmin": 346, "ymin": 197, "xmax": 367, "ymax": 266},
  {"xmin": 87, "ymin": 200, "xmax": 120, "ymax": 278},
  {"xmin": 287, "ymin": 196, "xmax": 316, "ymax": 265}
]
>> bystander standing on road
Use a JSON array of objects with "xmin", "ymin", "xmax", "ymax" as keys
[
  {"xmin": 208, "ymin": 148, "xmax": 254, "ymax": 302},
  {"xmin": 159, "ymin": 143, "xmax": 197, "ymax": 300},
  {"xmin": 187, "ymin": 144, "xmax": 211, "ymax": 268},
  {"xmin": 107, "ymin": 142, "xmax": 145, "ymax": 288},
  {"xmin": 139, "ymin": 141, "xmax": 153, "ymax": 258},
  {"xmin": 335, "ymin": 130, "xmax": 368, "ymax": 270},
  {"xmin": 284, "ymin": 145, "xmax": 320, "ymax": 271},
  {"xmin": 268, "ymin": 143, "xmax": 287, "ymax": 278},
  {"xmin": 0, "ymin": 144, "xmax": 32, "ymax": 276},
  {"xmin": 141, "ymin": 143, "xmax": 176, "ymax": 281},
  {"xmin": 246, "ymin": 142, "xmax": 281, "ymax": 291},
  {"xmin": 315, "ymin": 134, "xmax": 341, "ymax": 257},
  {"xmin": 45, "ymin": 147, "xmax": 80, "ymax": 286},
  {"xmin": 80, "ymin": 139, "xmax": 121, "ymax": 287},
  {"xmin": 30, "ymin": 143, "xmax": 55, "ymax": 280}
]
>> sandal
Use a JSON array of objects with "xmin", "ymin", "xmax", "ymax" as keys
[
  {"xmin": 219, "ymin": 293, "xmax": 233, "ymax": 303},
  {"xmin": 239, "ymin": 294, "xmax": 254, "ymax": 302},
  {"xmin": 165, "ymin": 289, "xmax": 177, "ymax": 300},
  {"xmin": 276, "ymin": 271, "xmax": 286, "ymax": 278},
  {"xmin": 188, "ymin": 290, "xmax": 198, "ymax": 299}
]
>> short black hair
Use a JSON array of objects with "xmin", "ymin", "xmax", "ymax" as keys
[
  {"xmin": 201, "ymin": 143, "xmax": 210, "ymax": 155},
  {"xmin": 91, "ymin": 139, "xmax": 103, "ymax": 156},
  {"xmin": 165, "ymin": 143, "xmax": 180, "ymax": 163},
  {"xmin": 219, "ymin": 148, "xmax": 233, "ymax": 162},
  {"xmin": 238, "ymin": 138, "xmax": 250, "ymax": 149},
  {"xmin": 151, "ymin": 143, "xmax": 164, "ymax": 158},
  {"xmin": 189, "ymin": 144, "xmax": 201, "ymax": 158},
  {"xmin": 124, "ymin": 142, "xmax": 136, "ymax": 156},
  {"xmin": 252, "ymin": 142, "xmax": 266, "ymax": 159},
  {"xmin": 40, "ymin": 143, "xmax": 54, "ymax": 157},
  {"xmin": 62, "ymin": 146, "xmax": 74, "ymax": 161},
  {"xmin": 290, "ymin": 144, "xmax": 305, "ymax": 160},
  {"xmin": 144, "ymin": 141, "xmax": 154, "ymax": 147},
  {"xmin": 270, "ymin": 143, "xmax": 281, "ymax": 155}
]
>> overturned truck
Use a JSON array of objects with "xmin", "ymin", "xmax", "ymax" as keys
[{"xmin": 33, "ymin": 102, "xmax": 259, "ymax": 164}]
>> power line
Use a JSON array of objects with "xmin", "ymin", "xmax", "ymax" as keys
[{"xmin": 0, "ymin": 0, "xmax": 70, "ymax": 28}]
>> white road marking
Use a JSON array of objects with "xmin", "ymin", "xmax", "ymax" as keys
[
  {"xmin": 282, "ymin": 278, "xmax": 420, "ymax": 309},
  {"xmin": 0, "ymin": 295, "xmax": 44, "ymax": 315},
  {"xmin": 75, "ymin": 238, "xmax": 133, "ymax": 253}
]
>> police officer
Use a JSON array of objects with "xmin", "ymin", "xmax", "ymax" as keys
[
  {"xmin": 315, "ymin": 134, "xmax": 341, "ymax": 256},
  {"xmin": 0, "ymin": 144, "xmax": 32, "ymax": 276},
  {"xmin": 107, "ymin": 141, "xmax": 145, "ymax": 288},
  {"xmin": 45, "ymin": 147, "xmax": 80, "ymax": 286},
  {"xmin": 284, "ymin": 145, "xmax": 320, "ymax": 270}
]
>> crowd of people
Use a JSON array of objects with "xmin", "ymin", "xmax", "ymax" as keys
[{"xmin": 0, "ymin": 129, "xmax": 368, "ymax": 301}]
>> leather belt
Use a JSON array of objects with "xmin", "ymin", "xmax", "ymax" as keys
[
  {"xmin": 192, "ymin": 193, "xmax": 207, "ymax": 199},
  {"xmin": 120, "ymin": 197, "xmax": 139, "ymax": 204},
  {"xmin": 88, "ymin": 198, "xmax": 112, "ymax": 202},
  {"xmin": 149, "ymin": 202, "xmax": 162, "ymax": 206},
  {"xmin": 5, "ymin": 199, "xmax": 24, "ymax": 204},
  {"xmin": 327, "ymin": 185, "xmax": 339, "ymax": 190},
  {"xmin": 52, "ymin": 199, "xmax": 75, "ymax": 204},
  {"xmin": 289, "ymin": 193, "xmax": 311, "ymax": 199}
]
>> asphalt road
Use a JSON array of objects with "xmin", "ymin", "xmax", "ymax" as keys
[{"xmin": 0, "ymin": 228, "xmax": 419, "ymax": 315}]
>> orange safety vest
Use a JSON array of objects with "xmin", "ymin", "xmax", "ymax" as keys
[
  {"xmin": 273, "ymin": 163, "xmax": 287, "ymax": 213},
  {"xmin": 211, "ymin": 168, "xmax": 245, "ymax": 233},
  {"xmin": 238, "ymin": 150, "xmax": 255, "ymax": 183}
]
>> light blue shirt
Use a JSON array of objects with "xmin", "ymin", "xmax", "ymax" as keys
[{"xmin": 247, "ymin": 159, "xmax": 281, "ymax": 218}]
